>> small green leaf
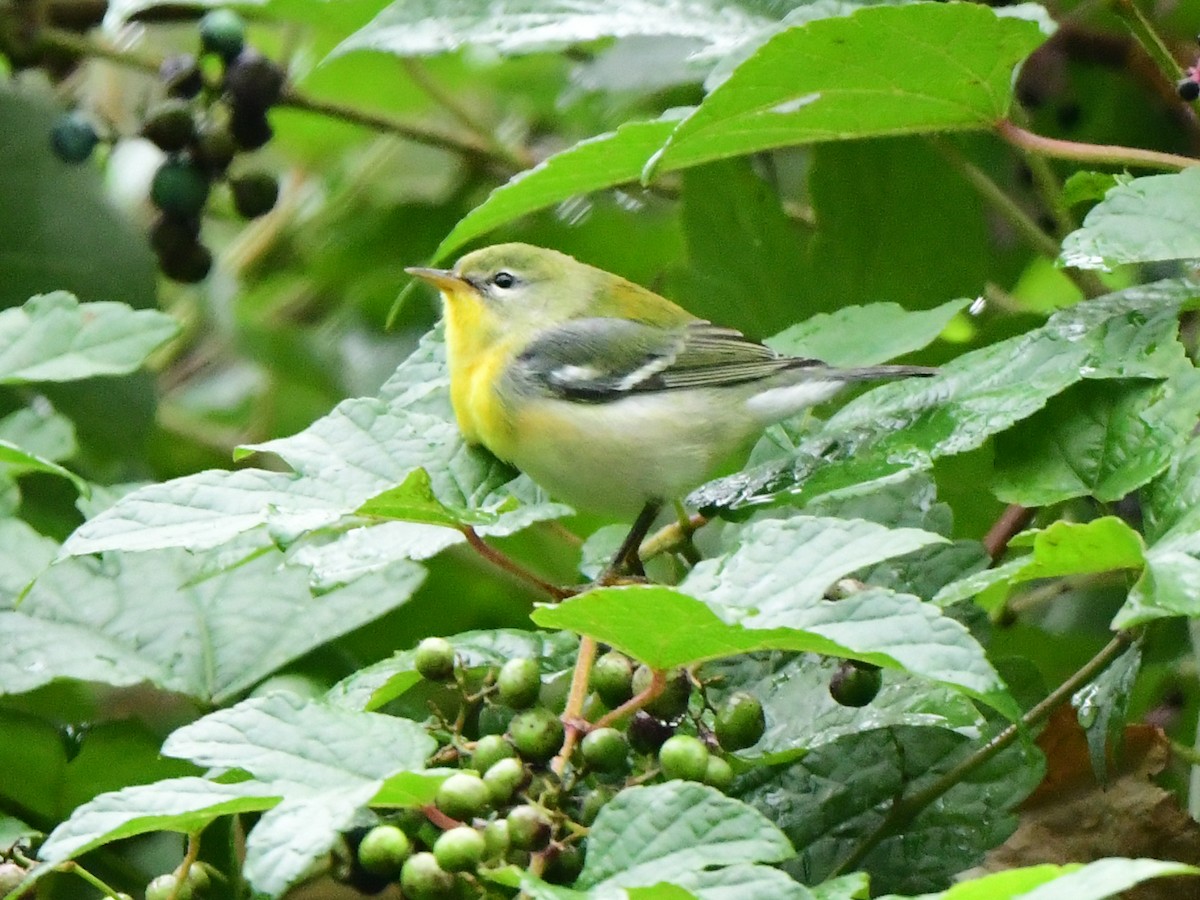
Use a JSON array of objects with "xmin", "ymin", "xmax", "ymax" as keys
[
  {"xmin": 1071, "ymin": 642, "xmax": 1141, "ymax": 784},
  {"xmin": 577, "ymin": 782, "xmax": 793, "ymax": 890},
  {"xmin": 357, "ymin": 467, "xmax": 502, "ymax": 528},
  {"xmin": 0, "ymin": 293, "xmax": 177, "ymax": 384},
  {"xmin": 0, "ymin": 440, "xmax": 86, "ymax": 493},
  {"xmin": 1061, "ymin": 168, "xmax": 1200, "ymax": 270},
  {"xmin": 645, "ymin": 4, "xmax": 1047, "ymax": 178}
]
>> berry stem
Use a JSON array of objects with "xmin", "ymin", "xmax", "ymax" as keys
[
  {"xmin": 551, "ymin": 635, "xmax": 599, "ymax": 775},
  {"xmin": 591, "ymin": 668, "xmax": 666, "ymax": 730},
  {"xmin": 995, "ymin": 119, "xmax": 1199, "ymax": 171}
]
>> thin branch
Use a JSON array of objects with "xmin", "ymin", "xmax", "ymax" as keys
[
  {"xmin": 552, "ymin": 635, "xmax": 598, "ymax": 775},
  {"xmin": 639, "ymin": 512, "xmax": 708, "ymax": 563},
  {"xmin": 996, "ymin": 119, "xmax": 1199, "ymax": 171},
  {"xmin": 830, "ymin": 629, "xmax": 1136, "ymax": 877},
  {"xmin": 983, "ymin": 504, "xmax": 1034, "ymax": 561},
  {"xmin": 459, "ymin": 526, "xmax": 573, "ymax": 601}
]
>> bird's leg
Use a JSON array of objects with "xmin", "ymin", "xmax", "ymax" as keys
[{"xmin": 597, "ymin": 500, "xmax": 662, "ymax": 585}]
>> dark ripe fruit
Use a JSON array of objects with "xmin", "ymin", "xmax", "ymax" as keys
[
  {"xmin": 160, "ymin": 53, "xmax": 203, "ymax": 98},
  {"xmin": 192, "ymin": 123, "xmax": 237, "ymax": 174},
  {"xmin": 580, "ymin": 727, "xmax": 628, "ymax": 773},
  {"xmin": 543, "ymin": 844, "xmax": 585, "ymax": 885},
  {"xmin": 399, "ymin": 852, "xmax": 456, "ymax": 900},
  {"xmin": 471, "ymin": 733, "xmax": 514, "ymax": 774},
  {"xmin": 151, "ymin": 158, "xmax": 211, "ymax": 218},
  {"xmin": 703, "ymin": 755, "xmax": 734, "ymax": 792},
  {"xmin": 432, "ymin": 826, "xmax": 485, "ymax": 872},
  {"xmin": 223, "ymin": 48, "xmax": 285, "ymax": 111},
  {"xmin": 590, "ymin": 651, "xmax": 634, "ymax": 707},
  {"xmin": 158, "ymin": 240, "xmax": 213, "ymax": 284},
  {"xmin": 415, "ymin": 637, "xmax": 455, "ymax": 681},
  {"xmin": 357, "ymin": 824, "xmax": 411, "ymax": 877},
  {"xmin": 497, "ymin": 657, "xmax": 541, "ymax": 709},
  {"xmin": 229, "ymin": 171, "xmax": 279, "ymax": 218},
  {"xmin": 829, "ymin": 660, "xmax": 882, "ymax": 708},
  {"xmin": 632, "ymin": 665, "xmax": 691, "ymax": 719},
  {"xmin": 229, "ymin": 104, "xmax": 273, "ymax": 150},
  {"xmin": 506, "ymin": 805, "xmax": 550, "ymax": 851},
  {"xmin": 50, "ymin": 112, "xmax": 99, "ymax": 164},
  {"xmin": 435, "ymin": 772, "xmax": 490, "ymax": 821},
  {"xmin": 199, "ymin": 9, "xmax": 245, "ymax": 61},
  {"xmin": 483, "ymin": 756, "xmax": 527, "ymax": 805},
  {"xmin": 149, "ymin": 213, "xmax": 201, "ymax": 257},
  {"xmin": 508, "ymin": 707, "xmax": 564, "ymax": 763},
  {"xmin": 628, "ymin": 711, "xmax": 673, "ymax": 755},
  {"xmin": 658, "ymin": 734, "xmax": 709, "ymax": 782},
  {"xmin": 1180, "ymin": 78, "xmax": 1200, "ymax": 101},
  {"xmin": 141, "ymin": 99, "xmax": 197, "ymax": 153},
  {"xmin": 714, "ymin": 691, "xmax": 766, "ymax": 752}
]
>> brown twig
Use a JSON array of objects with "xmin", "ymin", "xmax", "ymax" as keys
[
  {"xmin": 551, "ymin": 635, "xmax": 599, "ymax": 775},
  {"xmin": 459, "ymin": 526, "xmax": 573, "ymax": 600},
  {"xmin": 983, "ymin": 504, "xmax": 1035, "ymax": 561}
]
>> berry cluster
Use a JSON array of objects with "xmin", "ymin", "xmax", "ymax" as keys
[
  {"xmin": 48, "ymin": 9, "xmax": 284, "ymax": 283},
  {"xmin": 334, "ymin": 637, "xmax": 770, "ymax": 898}
]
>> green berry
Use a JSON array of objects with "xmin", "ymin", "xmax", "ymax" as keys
[
  {"xmin": 199, "ymin": 9, "xmax": 245, "ymax": 61},
  {"xmin": 151, "ymin": 158, "xmax": 211, "ymax": 218},
  {"xmin": 141, "ymin": 99, "xmax": 196, "ymax": 153},
  {"xmin": 182, "ymin": 863, "xmax": 213, "ymax": 895},
  {"xmin": 543, "ymin": 844, "xmax": 584, "ymax": 885},
  {"xmin": 399, "ymin": 852, "xmax": 456, "ymax": 900},
  {"xmin": 714, "ymin": 691, "xmax": 766, "ymax": 752},
  {"xmin": 145, "ymin": 874, "xmax": 185, "ymax": 900},
  {"xmin": 507, "ymin": 707, "xmax": 564, "ymax": 763},
  {"xmin": 192, "ymin": 123, "xmax": 237, "ymax": 174},
  {"xmin": 574, "ymin": 787, "xmax": 610, "ymax": 826},
  {"xmin": 159, "ymin": 53, "xmax": 202, "ymax": 98},
  {"xmin": 477, "ymin": 703, "xmax": 516, "ymax": 736},
  {"xmin": 628, "ymin": 711, "xmax": 673, "ymax": 754},
  {"xmin": 357, "ymin": 824, "xmax": 411, "ymax": 877},
  {"xmin": 506, "ymin": 805, "xmax": 550, "ymax": 851},
  {"xmin": 591, "ymin": 651, "xmax": 634, "ymax": 707},
  {"xmin": 580, "ymin": 727, "xmax": 628, "ymax": 773},
  {"xmin": 483, "ymin": 819, "xmax": 510, "ymax": 859},
  {"xmin": 497, "ymin": 657, "xmax": 540, "ymax": 709},
  {"xmin": 632, "ymin": 665, "xmax": 691, "ymax": 719},
  {"xmin": 158, "ymin": 238, "xmax": 213, "ymax": 284},
  {"xmin": 658, "ymin": 734, "xmax": 709, "ymax": 782},
  {"xmin": 829, "ymin": 660, "xmax": 882, "ymax": 708},
  {"xmin": 50, "ymin": 112, "xmax": 99, "ymax": 164},
  {"xmin": 433, "ymin": 826, "xmax": 485, "ymax": 873},
  {"xmin": 435, "ymin": 772, "xmax": 490, "ymax": 821},
  {"xmin": 472, "ymin": 733, "xmax": 514, "ymax": 773},
  {"xmin": 703, "ymin": 755, "xmax": 734, "ymax": 792},
  {"xmin": 229, "ymin": 171, "xmax": 278, "ymax": 218},
  {"xmin": 223, "ymin": 48, "xmax": 285, "ymax": 110},
  {"xmin": 483, "ymin": 756, "xmax": 527, "ymax": 805},
  {"xmin": 415, "ymin": 637, "xmax": 455, "ymax": 681}
]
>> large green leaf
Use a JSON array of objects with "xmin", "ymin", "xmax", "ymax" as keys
[
  {"xmin": 1, "ymin": 547, "xmax": 423, "ymax": 703},
  {"xmin": 644, "ymin": 4, "xmax": 1048, "ymax": 178}
]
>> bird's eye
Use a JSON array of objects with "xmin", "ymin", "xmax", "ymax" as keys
[{"xmin": 492, "ymin": 271, "xmax": 516, "ymax": 289}]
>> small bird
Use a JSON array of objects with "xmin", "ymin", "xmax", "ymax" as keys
[{"xmin": 407, "ymin": 243, "xmax": 936, "ymax": 574}]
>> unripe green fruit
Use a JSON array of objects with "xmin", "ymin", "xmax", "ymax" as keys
[
  {"xmin": 199, "ymin": 9, "xmax": 245, "ymax": 61},
  {"xmin": 591, "ymin": 651, "xmax": 634, "ymax": 707},
  {"xmin": 157, "ymin": 239, "xmax": 212, "ymax": 284},
  {"xmin": 580, "ymin": 727, "xmax": 628, "ymax": 773},
  {"xmin": 508, "ymin": 707, "xmax": 564, "ymax": 763},
  {"xmin": 829, "ymin": 660, "xmax": 882, "ymax": 708},
  {"xmin": 543, "ymin": 844, "xmax": 584, "ymax": 885},
  {"xmin": 628, "ymin": 711, "xmax": 673, "ymax": 754},
  {"xmin": 50, "ymin": 112, "xmax": 99, "ymax": 164},
  {"xmin": 714, "ymin": 691, "xmax": 766, "ymax": 752},
  {"xmin": 506, "ymin": 805, "xmax": 550, "ymax": 851},
  {"xmin": 432, "ymin": 826, "xmax": 485, "ymax": 873},
  {"xmin": 192, "ymin": 123, "xmax": 237, "ymax": 173},
  {"xmin": 357, "ymin": 823, "xmax": 411, "ymax": 877},
  {"xmin": 472, "ymin": 733, "xmax": 515, "ymax": 774},
  {"xmin": 141, "ymin": 99, "xmax": 196, "ymax": 153},
  {"xmin": 400, "ymin": 852, "xmax": 456, "ymax": 900},
  {"xmin": 483, "ymin": 819, "xmax": 510, "ymax": 859},
  {"xmin": 183, "ymin": 863, "xmax": 213, "ymax": 895},
  {"xmin": 151, "ymin": 158, "xmax": 211, "ymax": 218},
  {"xmin": 145, "ymin": 874, "xmax": 186, "ymax": 900},
  {"xmin": 483, "ymin": 756, "xmax": 527, "ymax": 804},
  {"xmin": 223, "ymin": 48, "xmax": 285, "ymax": 110},
  {"xmin": 415, "ymin": 637, "xmax": 455, "ymax": 681},
  {"xmin": 229, "ymin": 171, "xmax": 278, "ymax": 218},
  {"xmin": 703, "ymin": 755, "xmax": 734, "ymax": 792},
  {"xmin": 159, "ymin": 53, "xmax": 202, "ymax": 99},
  {"xmin": 435, "ymin": 772, "xmax": 490, "ymax": 821},
  {"xmin": 658, "ymin": 734, "xmax": 709, "ymax": 782},
  {"xmin": 497, "ymin": 657, "xmax": 540, "ymax": 709},
  {"xmin": 477, "ymin": 703, "xmax": 516, "ymax": 736},
  {"xmin": 632, "ymin": 666, "xmax": 691, "ymax": 719}
]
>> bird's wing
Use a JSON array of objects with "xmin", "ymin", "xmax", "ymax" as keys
[{"xmin": 509, "ymin": 318, "xmax": 824, "ymax": 402}]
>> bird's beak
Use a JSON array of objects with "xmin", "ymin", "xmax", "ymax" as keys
[{"xmin": 405, "ymin": 266, "xmax": 466, "ymax": 292}]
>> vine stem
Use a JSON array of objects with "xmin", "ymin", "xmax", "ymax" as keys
[
  {"xmin": 552, "ymin": 635, "xmax": 599, "ymax": 775},
  {"xmin": 983, "ymin": 504, "xmax": 1034, "ymax": 561},
  {"xmin": 996, "ymin": 120, "xmax": 1199, "ymax": 171},
  {"xmin": 829, "ymin": 629, "xmax": 1136, "ymax": 877},
  {"xmin": 459, "ymin": 527, "xmax": 572, "ymax": 601}
]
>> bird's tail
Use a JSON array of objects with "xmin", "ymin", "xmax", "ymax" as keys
[{"xmin": 832, "ymin": 364, "xmax": 939, "ymax": 382}]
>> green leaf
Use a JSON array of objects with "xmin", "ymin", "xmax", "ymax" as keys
[
  {"xmin": 0, "ymin": 404, "xmax": 76, "ymax": 462},
  {"xmin": 1060, "ymin": 168, "xmax": 1200, "ymax": 270},
  {"xmin": 2, "ymin": 547, "xmax": 423, "ymax": 702},
  {"xmin": 431, "ymin": 117, "xmax": 679, "ymax": 262},
  {"xmin": 0, "ymin": 439, "xmax": 86, "ymax": 493},
  {"xmin": 1143, "ymin": 434, "xmax": 1200, "ymax": 542},
  {"xmin": 993, "ymin": 375, "xmax": 1200, "ymax": 506},
  {"xmin": 691, "ymin": 279, "xmax": 1200, "ymax": 512},
  {"xmin": 0, "ymin": 293, "xmax": 177, "ymax": 384},
  {"xmin": 644, "ymin": 4, "xmax": 1047, "ymax": 178},
  {"xmin": 1117, "ymin": 503, "xmax": 1200, "ymax": 627},
  {"xmin": 767, "ymin": 299, "xmax": 968, "ymax": 368},
  {"xmin": 576, "ymin": 782, "xmax": 794, "ymax": 890},
  {"xmin": 1071, "ymin": 641, "xmax": 1141, "ymax": 784},
  {"xmin": 933, "ymin": 517, "xmax": 1145, "ymax": 608},
  {"xmin": 357, "ymin": 467, "xmax": 507, "ymax": 528}
]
